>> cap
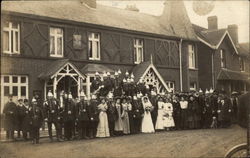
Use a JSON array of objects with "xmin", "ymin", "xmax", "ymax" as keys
[
  {"xmin": 118, "ymin": 69, "xmax": 121, "ymax": 74},
  {"xmin": 47, "ymin": 90, "xmax": 53, "ymax": 97},
  {"xmin": 107, "ymin": 71, "xmax": 111, "ymax": 76},
  {"xmin": 125, "ymin": 71, "xmax": 129, "ymax": 76},
  {"xmin": 80, "ymin": 91, "xmax": 86, "ymax": 97},
  {"xmin": 131, "ymin": 73, "xmax": 135, "ymax": 79},
  {"xmin": 114, "ymin": 71, "xmax": 118, "ymax": 76},
  {"xmin": 32, "ymin": 98, "xmax": 37, "ymax": 102},
  {"xmin": 123, "ymin": 78, "xmax": 127, "ymax": 83},
  {"xmin": 68, "ymin": 92, "xmax": 73, "ymax": 99},
  {"xmin": 95, "ymin": 71, "xmax": 100, "ymax": 76}
]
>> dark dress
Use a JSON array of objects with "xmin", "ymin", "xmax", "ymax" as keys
[
  {"xmin": 63, "ymin": 99, "xmax": 76, "ymax": 140},
  {"xmin": 217, "ymin": 97, "xmax": 232, "ymax": 128},
  {"xmin": 20, "ymin": 105, "xmax": 32, "ymax": 139},
  {"xmin": 107, "ymin": 101, "xmax": 118, "ymax": 136},
  {"xmin": 203, "ymin": 97, "xmax": 212, "ymax": 128},
  {"xmin": 89, "ymin": 99, "xmax": 99, "ymax": 138},
  {"xmin": 172, "ymin": 100, "xmax": 181, "ymax": 130}
]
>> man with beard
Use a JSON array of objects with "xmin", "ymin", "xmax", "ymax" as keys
[
  {"xmin": 3, "ymin": 94, "xmax": 17, "ymax": 141},
  {"xmin": 76, "ymin": 91, "xmax": 90, "ymax": 139}
]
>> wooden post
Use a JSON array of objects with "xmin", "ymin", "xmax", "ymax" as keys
[
  {"xmin": 77, "ymin": 77, "xmax": 81, "ymax": 98},
  {"xmin": 86, "ymin": 76, "xmax": 90, "ymax": 99},
  {"xmin": 44, "ymin": 80, "xmax": 47, "ymax": 100},
  {"xmin": 53, "ymin": 77, "xmax": 57, "ymax": 98}
]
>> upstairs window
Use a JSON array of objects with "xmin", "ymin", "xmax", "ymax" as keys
[
  {"xmin": 3, "ymin": 21, "xmax": 20, "ymax": 54},
  {"xmin": 134, "ymin": 39, "xmax": 144, "ymax": 64},
  {"xmin": 190, "ymin": 82, "xmax": 197, "ymax": 91},
  {"xmin": 220, "ymin": 49, "xmax": 226, "ymax": 68},
  {"xmin": 239, "ymin": 57, "xmax": 245, "ymax": 71},
  {"xmin": 50, "ymin": 27, "xmax": 63, "ymax": 57},
  {"xmin": 88, "ymin": 33, "xmax": 100, "ymax": 60},
  {"xmin": 188, "ymin": 44, "xmax": 196, "ymax": 68}
]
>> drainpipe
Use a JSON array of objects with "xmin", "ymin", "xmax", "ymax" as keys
[
  {"xmin": 212, "ymin": 51, "xmax": 215, "ymax": 89},
  {"xmin": 179, "ymin": 39, "xmax": 183, "ymax": 92}
]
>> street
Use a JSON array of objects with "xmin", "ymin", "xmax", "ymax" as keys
[{"xmin": 0, "ymin": 125, "xmax": 246, "ymax": 158}]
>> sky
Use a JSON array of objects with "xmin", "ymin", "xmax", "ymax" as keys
[{"xmin": 97, "ymin": 0, "xmax": 249, "ymax": 43}]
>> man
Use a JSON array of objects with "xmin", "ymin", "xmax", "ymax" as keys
[
  {"xmin": 231, "ymin": 91, "xmax": 239, "ymax": 124},
  {"xmin": 149, "ymin": 88, "xmax": 158, "ymax": 128},
  {"xmin": 44, "ymin": 90, "xmax": 61, "ymax": 142},
  {"xmin": 91, "ymin": 71, "xmax": 102, "ymax": 94},
  {"xmin": 3, "ymin": 94, "xmax": 17, "ymax": 141},
  {"xmin": 16, "ymin": 98, "xmax": 24, "ymax": 139},
  {"xmin": 179, "ymin": 94, "xmax": 188, "ymax": 130},
  {"xmin": 113, "ymin": 71, "xmax": 122, "ymax": 97},
  {"xmin": 76, "ymin": 91, "xmax": 90, "ymax": 139},
  {"xmin": 203, "ymin": 90, "xmax": 213, "ymax": 128},
  {"xmin": 21, "ymin": 99, "xmax": 32, "ymax": 140},
  {"xmin": 131, "ymin": 95, "xmax": 143, "ymax": 134},
  {"xmin": 217, "ymin": 92, "xmax": 232, "ymax": 128},
  {"xmin": 172, "ymin": 94, "xmax": 181, "ymax": 130},
  {"xmin": 89, "ymin": 94, "xmax": 99, "ymax": 138},
  {"xmin": 107, "ymin": 92, "xmax": 117, "ymax": 136},
  {"xmin": 63, "ymin": 93, "xmax": 76, "ymax": 141},
  {"xmin": 30, "ymin": 98, "xmax": 43, "ymax": 144}
]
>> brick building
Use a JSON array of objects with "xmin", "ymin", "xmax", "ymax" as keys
[
  {"xmin": 193, "ymin": 16, "xmax": 250, "ymax": 94},
  {"xmin": 0, "ymin": 0, "xmax": 199, "ymax": 112}
]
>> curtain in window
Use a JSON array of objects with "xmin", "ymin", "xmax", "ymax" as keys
[
  {"xmin": 50, "ymin": 36, "xmax": 55, "ymax": 55},
  {"xmin": 3, "ymin": 31, "xmax": 9, "ymax": 52}
]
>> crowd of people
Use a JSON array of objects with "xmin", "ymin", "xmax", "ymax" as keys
[{"xmin": 2, "ymin": 70, "xmax": 241, "ymax": 144}]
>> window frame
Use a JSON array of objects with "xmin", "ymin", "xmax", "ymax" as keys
[
  {"xmin": 188, "ymin": 44, "xmax": 196, "ymax": 69},
  {"xmin": 134, "ymin": 38, "xmax": 144, "ymax": 64},
  {"xmin": 88, "ymin": 32, "xmax": 101, "ymax": 61},
  {"xmin": 49, "ymin": 27, "xmax": 64, "ymax": 57},
  {"xmin": 166, "ymin": 81, "xmax": 175, "ymax": 92},
  {"xmin": 189, "ymin": 82, "xmax": 197, "ymax": 91},
  {"xmin": 3, "ymin": 21, "xmax": 20, "ymax": 54},
  {"xmin": 220, "ymin": 49, "xmax": 226, "ymax": 68}
]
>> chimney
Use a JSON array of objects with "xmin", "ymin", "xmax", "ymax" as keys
[
  {"xmin": 207, "ymin": 16, "xmax": 218, "ymax": 30},
  {"xmin": 227, "ymin": 24, "xmax": 238, "ymax": 44},
  {"xmin": 80, "ymin": 0, "xmax": 96, "ymax": 8}
]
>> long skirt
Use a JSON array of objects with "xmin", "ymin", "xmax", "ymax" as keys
[
  {"xmin": 163, "ymin": 114, "xmax": 175, "ymax": 128},
  {"xmin": 155, "ymin": 109, "xmax": 164, "ymax": 130},
  {"xmin": 122, "ymin": 112, "xmax": 130, "ymax": 134},
  {"xmin": 141, "ymin": 112, "xmax": 155, "ymax": 133},
  {"xmin": 96, "ymin": 112, "xmax": 110, "ymax": 138}
]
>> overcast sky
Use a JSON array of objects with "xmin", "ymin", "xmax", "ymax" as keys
[{"xmin": 98, "ymin": 0, "xmax": 249, "ymax": 43}]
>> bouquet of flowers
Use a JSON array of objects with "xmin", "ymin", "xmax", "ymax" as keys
[{"xmin": 145, "ymin": 106, "xmax": 151, "ymax": 113}]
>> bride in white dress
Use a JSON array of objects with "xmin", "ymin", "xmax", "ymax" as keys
[{"xmin": 141, "ymin": 96, "xmax": 155, "ymax": 133}]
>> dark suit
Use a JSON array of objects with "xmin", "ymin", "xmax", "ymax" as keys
[
  {"xmin": 89, "ymin": 99, "xmax": 99, "ymax": 138},
  {"xmin": 76, "ymin": 100, "xmax": 90, "ymax": 139},
  {"xmin": 30, "ymin": 105, "xmax": 43, "ymax": 144},
  {"xmin": 107, "ymin": 101, "xmax": 118, "ymax": 136},
  {"xmin": 3, "ymin": 101, "xmax": 17, "ymax": 139}
]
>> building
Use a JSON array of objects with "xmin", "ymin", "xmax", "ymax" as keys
[
  {"xmin": 193, "ymin": 16, "xmax": 250, "ymax": 94},
  {"xmin": 0, "ymin": 0, "xmax": 199, "ymax": 112}
]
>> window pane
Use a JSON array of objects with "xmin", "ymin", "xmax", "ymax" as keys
[
  {"xmin": 94, "ymin": 33, "xmax": 99, "ymax": 39},
  {"xmin": 21, "ymin": 86, "xmax": 26, "ymax": 96},
  {"xmin": 21, "ymin": 77, "xmax": 26, "ymax": 83},
  {"xmin": 13, "ymin": 86, "xmax": 18, "ymax": 96},
  {"xmin": 138, "ymin": 48, "xmax": 142, "ymax": 62},
  {"xmin": 93, "ymin": 41, "xmax": 97, "ymax": 59},
  {"xmin": 12, "ymin": 76, "xmax": 18, "ymax": 83},
  {"xmin": 88, "ymin": 41, "xmax": 93, "ymax": 58},
  {"xmin": 15, "ymin": 31, "xmax": 19, "ymax": 52},
  {"xmin": 96, "ymin": 42, "xmax": 99, "ymax": 58},
  {"xmin": 57, "ymin": 28, "xmax": 62, "ymax": 34},
  {"xmin": 50, "ymin": 28, "xmax": 55, "ymax": 34},
  {"xmin": 4, "ymin": 76, "xmax": 9, "ymax": 83},
  {"xmin": 134, "ymin": 48, "xmax": 137, "ymax": 62},
  {"xmin": 57, "ymin": 37, "xmax": 62, "ymax": 55},
  {"xmin": 139, "ymin": 39, "xmax": 143, "ymax": 46},
  {"xmin": 3, "ymin": 31, "xmax": 9, "ymax": 52},
  {"xmin": 88, "ymin": 33, "xmax": 92, "ymax": 39},
  {"xmin": 11, "ymin": 30, "xmax": 14, "ymax": 52},
  {"xmin": 4, "ymin": 86, "xmax": 10, "ymax": 96},
  {"xmin": 50, "ymin": 36, "xmax": 55, "ymax": 55},
  {"xmin": 3, "ymin": 21, "xmax": 9, "ymax": 28}
]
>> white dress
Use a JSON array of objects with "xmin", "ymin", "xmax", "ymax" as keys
[
  {"xmin": 96, "ymin": 103, "xmax": 110, "ymax": 138},
  {"xmin": 141, "ymin": 99, "xmax": 155, "ymax": 133},
  {"xmin": 155, "ymin": 101, "xmax": 165, "ymax": 130},
  {"xmin": 163, "ymin": 102, "xmax": 175, "ymax": 128}
]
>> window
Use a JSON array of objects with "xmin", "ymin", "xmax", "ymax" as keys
[
  {"xmin": 88, "ymin": 33, "xmax": 100, "ymax": 60},
  {"xmin": 188, "ymin": 44, "xmax": 196, "ymax": 68},
  {"xmin": 190, "ymin": 82, "xmax": 197, "ymax": 91},
  {"xmin": 134, "ymin": 39, "xmax": 144, "ymax": 64},
  {"xmin": 3, "ymin": 21, "xmax": 20, "ymax": 54},
  {"xmin": 239, "ymin": 57, "xmax": 245, "ymax": 71},
  {"xmin": 1, "ymin": 75, "xmax": 28, "ymax": 98},
  {"xmin": 166, "ymin": 81, "xmax": 175, "ymax": 92},
  {"xmin": 220, "ymin": 49, "xmax": 226, "ymax": 68},
  {"xmin": 50, "ymin": 27, "xmax": 63, "ymax": 57}
]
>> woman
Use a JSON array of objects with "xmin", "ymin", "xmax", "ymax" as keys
[
  {"xmin": 163, "ymin": 98, "xmax": 175, "ymax": 130},
  {"xmin": 141, "ymin": 96, "xmax": 155, "ymax": 133},
  {"xmin": 96, "ymin": 98, "xmax": 110, "ymax": 138},
  {"xmin": 121, "ymin": 98, "xmax": 130, "ymax": 134},
  {"xmin": 96, "ymin": 98, "xmax": 110, "ymax": 137},
  {"xmin": 114, "ymin": 98, "xmax": 123, "ymax": 135},
  {"xmin": 180, "ymin": 95, "xmax": 189, "ymax": 129},
  {"xmin": 155, "ymin": 96, "xmax": 165, "ymax": 130}
]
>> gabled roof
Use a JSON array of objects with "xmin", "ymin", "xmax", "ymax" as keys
[
  {"xmin": 81, "ymin": 64, "xmax": 114, "ymax": 74},
  {"xmin": 237, "ymin": 43, "xmax": 249, "ymax": 57},
  {"xmin": 192, "ymin": 24, "xmax": 239, "ymax": 54},
  {"xmin": 1, "ymin": 0, "xmax": 197, "ymax": 41},
  {"xmin": 38, "ymin": 59, "xmax": 85, "ymax": 80},
  {"xmin": 217, "ymin": 68, "xmax": 249, "ymax": 81}
]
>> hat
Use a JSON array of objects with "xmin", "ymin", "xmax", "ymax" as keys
[
  {"xmin": 133, "ymin": 95, "xmax": 137, "ymax": 100},
  {"xmin": 139, "ymin": 77, "xmax": 143, "ymax": 83},
  {"xmin": 151, "ymin": 90, "xmax": 157, "ymax": 96},
  {"xmin": 118, "ymin": 69, "xmax": 121, "ymax": 74},
  {"xmin": 68, "ymin": 92, "xmax": 73, "ymax": 99},
  {"xmin": 131, "ymin": 78, "xmax": 134, "ymax": 82},
  {"xmin": 80, "ymin": 91, "xmax": 86, "ymax": 97},
  {"xmin": 131, "ymin": 73, "xmax": 135, "ymax": 79},
  {"xmin": 95, "ymin": 71, "xmax": 100, "ymax": 76},
  {"xmin": 107, "ymin": 71, "xmax": 111, "ymax": 76},
  {"xmin": 91, "ymin": 94, "xmax": 97, "ymax": 100},
  {"xmin": 125, "ymin": 71, "xmax": 129, "ymax": 76},
  {"xmin": 205, "ymin": 89, "xmax": 209, "ymax": 94},
  {"xmin": 123, "ymin": 78, "xmax": 127, "ymax": 83},
  {"xmin": 103, "ymin": 71, "xmax": 107, "ymax": 77},
  {"xmin": 199, "ymin": 88, "xmax": 203, "ymax": 93},
  {"xmin": 47, "ymin": 90, "xmax": 53, "ymax": 97},
  {"xmin": 32, "ymin": 98, "xmax": 37, "ymax": 102},
  {"xmin": 209, "ymin": 88, "xmax": 214, "ymax": 93},
  {"xmin": 231, "ymin": 91, "xmax": 238, "ymax": 96},
  {"xmin": 114, "ymin": 71, "xmax": 118, "ymax": 76},
  {"xmin": 161, "ymin": 92, "xmax": 165, "ymax": 96},
  {"xmin": 127, "ymin": 78, "xmax": 131, "ymax": 83}
]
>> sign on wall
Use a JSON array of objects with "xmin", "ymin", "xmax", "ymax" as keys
[{"xmin": 73, "ymin": 34, "xmax": 82, "ymax": 49}]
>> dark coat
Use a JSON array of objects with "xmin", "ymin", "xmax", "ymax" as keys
[
  {"xmin": 63, "ymin": 99, "xmax": 76, "ymax": 122},
  {"xmin": 76, "ymin": 100, "xmax": 90, "ymax": 121},
  {"xmin": 19, "ymin": 105, "xmax": 32, "ymax": 132},
  {"xmin": 217, "ymin": 98, "xmax": 232, "ymax": 121},
  {"xmin": 172, "ymin": 100, "xmax": 181, "ymax": 119},
  {"xmin": 3, "ymin": 101, "xmax": 17, "ymax": 131},
  {"xmin": 131, "ymin": 100, "xmax": 143, "ymax": 119},
  {"xmin": 107, "ymin": 101, "xmax": 118, "ymax": 122},
  {"xmin": 89, "ymin": 100, "xmax": 99, "ymax": 122},
  {"xmin": 238, "ymin": 92, "xmax": 250, "ymax": 128},
  {"xmin": 30, "ymin": 106, "xmax": 43, "ymax": 128},
  {"xmin": 44, "ymin": 99, "xmax": 59, "ymax": 123}
]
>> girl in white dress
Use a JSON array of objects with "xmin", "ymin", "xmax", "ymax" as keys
[
  {"xmin": 114, "ymin": 98, "xmax": 123, "ymax": 135},
  {"xmin": 96, "ymin": 98, "xmax": 110, "ymax": 138},
  {"xmin": 163, "ymin": 98, "xmax": 175, "ymax": 130},
  {"xmin": 141, "ymin": 96, "xmax": 155, "ymax": 133},
  {"xmin": 155, "ymin": 96, "xmax": 165, "ymax": 130}
]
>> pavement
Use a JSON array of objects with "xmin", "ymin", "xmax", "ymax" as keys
[{"xmin": 0, "ymin": 125, "xmax": 247, "ymax": 158}]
